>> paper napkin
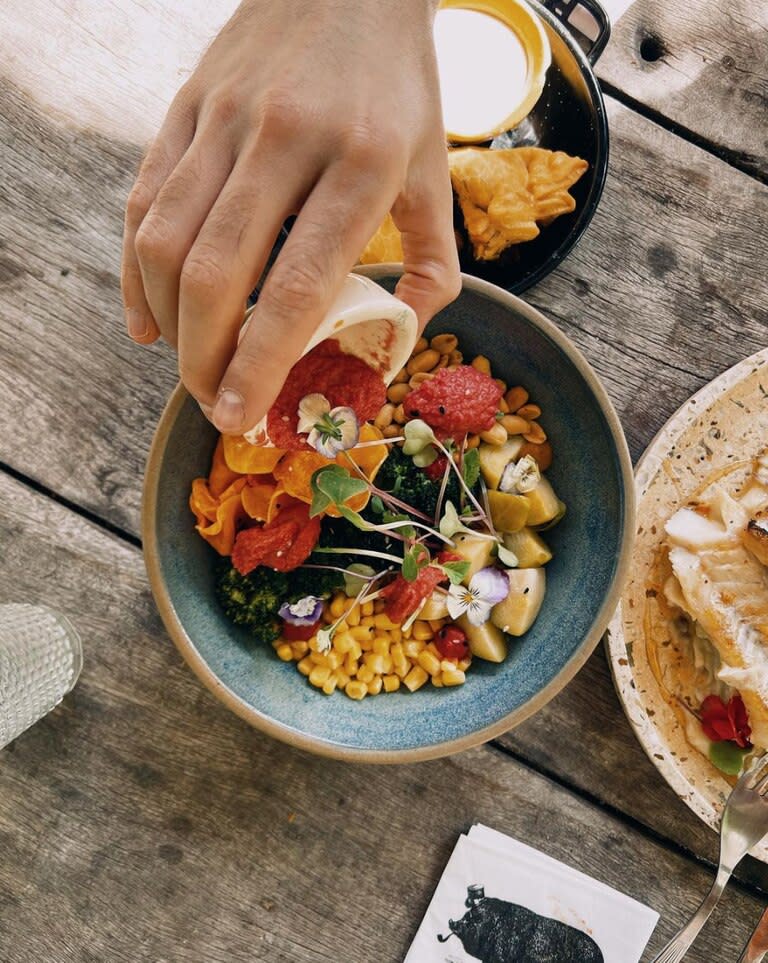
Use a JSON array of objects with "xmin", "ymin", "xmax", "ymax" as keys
[{"xmin": 405, "ymin": 824, "xmax": 658, "ymax": 963}]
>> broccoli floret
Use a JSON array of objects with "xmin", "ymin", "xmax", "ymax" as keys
[
  {"xmin": 215, "ymin": 562, "xmax": 288, "ymax": 643},
  {"xmin": 374, "ymin": 445, "xmax": 460, "ymax": 518},
  {"xmin": 214, "ymin": 558, "xmax": 346, "ymax": 644}
]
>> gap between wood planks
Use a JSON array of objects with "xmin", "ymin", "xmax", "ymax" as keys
[
  {"xmin": 602, "ymin": 80, "xmax": 768, "ymax": 187},
  {"xmin": 2, "ymin": 455, "xmax": 768, "ymax": 905}
]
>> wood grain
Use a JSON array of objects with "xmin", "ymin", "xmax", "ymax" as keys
[
  {"xmin": 0, "ymin": 469, "xmax": 763, "ymax": 962},
  {"xmin": 597, "ymin": 0, "xmax": 768, "ymax": 179}
]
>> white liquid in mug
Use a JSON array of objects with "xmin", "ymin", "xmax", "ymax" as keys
[{"xmin": 434, "ymin": 8, "xmax": 530, "ymax": 139}]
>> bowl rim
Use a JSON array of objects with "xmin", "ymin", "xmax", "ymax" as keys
[{"xmin": 142, "ymin": 270, "xmax": 635, "ymax": 764}]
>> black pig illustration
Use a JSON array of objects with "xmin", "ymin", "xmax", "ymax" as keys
[{"xmin": 437, "ymin": 885, "xmax": 604, "ymax": 963}]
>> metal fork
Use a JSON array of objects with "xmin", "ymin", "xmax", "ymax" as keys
[{"xmin": 651, "ymin": 754, "xmax": 768, "ymax": 963}]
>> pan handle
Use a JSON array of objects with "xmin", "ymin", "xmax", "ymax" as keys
[{"xmin": 540, "ymin": 0, "xmax": 611, "ymax": 64}]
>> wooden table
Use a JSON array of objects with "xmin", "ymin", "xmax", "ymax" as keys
[{"xmin": 1, "ymin": 1, "xmax": 766, "ymax": 959}]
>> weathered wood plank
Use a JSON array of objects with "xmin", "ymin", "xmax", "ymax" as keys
[
  {"xmin": 0, "ymin": 469, "xmax": 763, "ymax": 961},
  {"xmin": 597, "ymin": 0, "xmax": 768, "ymax": 179}
]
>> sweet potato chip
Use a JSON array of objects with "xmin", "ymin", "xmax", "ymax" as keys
[
  {"xmin": 267, "ymin": 489, "xmax": 305, "ymax": 523},
  {"xmin": 194, "ymin": 490, "xmax": 248, "ymax": 556},
  {"xmin": 344, "ymin": 423, "xmax": 388, "ymax": 480},
  {"xmin": 241, "ymin": 478, "xmax": 277, "ymax": 521},
  {"xmin": 189, "ymin": 478, "xmax": 220, "ymax": 525},
  {"xmin": 222, "ymin": 434, "xmax": 285, "ymax": 474},
  {"xmin": 208, "ymin": 438, "xmax": 241, "ymax": 497},
  {"xmin": 273, "ymin": 451, "xmax": 329, "ymax": 504}
]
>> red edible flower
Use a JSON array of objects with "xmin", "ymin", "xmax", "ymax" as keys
[
  {"xmin": 700, "ymin": 694, "xmax": 752, "ymax": 749},
  {"xmin": 380, "ymin": 565, "xmax": 447, "ymax": 624},
  {"xmin": 232, "ymin": 504, "xmax": 321, "ymax": 574},
  {"xmin": 403, "ymin": 365, "xmax": 503, "ymax": 439}
]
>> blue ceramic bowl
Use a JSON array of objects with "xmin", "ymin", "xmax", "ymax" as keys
[{"xmin": 143, "ymin": 270, "xmax": 634, "ymax": 762}]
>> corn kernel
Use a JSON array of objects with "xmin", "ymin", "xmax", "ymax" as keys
[
  {"xmin": 360, "ymin": 615, "xmax": 376, "ymax": 627},
  {"xmin": 361, "ymin": 601, "xmax": 374, "ymax": 617},
  {"xmin": 326, "ymin": 650, "xmax": 342, "ymax": 671},
  {"xmin": 374, "ymin": 614, "xmax": 399, "ymax": 631},
  {"xmin": 321, "ymin": 675, "xmax": 338, "ymax": 695},
  {"xmin": 291, "ymin": 641, "xmax": 309, "ymax": 660},
  {"xmin": 403, "ymin": 640, "xmax": 424, "ymax": 660},
  {"xmin": 412, "ymin": 621, "xmax": 433, "ymax": 641},
  {"xmin": 373, "ymin": 600, "xmax": 386, "ymax": 614},
  {"xmin": 309, "ymin": 664, "xmax": 331, "ymax": 687},
  {"xmin": 335, "ymin": 619, "xmax": 349, "ymax": 635},
  {"xmin": 383, "ymin": 674, "xmax": 401, "ymax": 692},
  {"xmin": 418, "ymin": 650, "xmax": 442, "ymax": 677},
  {"xmin": 309, "ymin": 651, "xmax": 328, "ymax": 665},
  {"xmin": 372, "ymin": 636, "xmax": 391, "ymax": 655},
  {"xmin": 390, "ymin": 642, "xmax": 404, "ymax": 661},
  {"xmin": 333, "ymin": 669, "xmax": 351, "ymax": 688},
  {"xmin": 442, "ymin": 668, "xmax": 466, "ymax": 686},
  {"xmin": 322, "ymin": 609, "xmax": 335, "ymax": 625},
  {"xmin": 458, "ymin": 657, "xmax": 472, "ymax": 672},
  {"xmin": 334, "ymin": 631, "xmax": 355, "ymax": 654},
  {"xmin": 297, "ymin": 656, "xmax": 313, "ymax": 677},
  {"xmin": 351, "ymin": 625, "xmax": 375, "ymax": 641},
  {"xmin": 364, "ymin": 653, "xmax": 387, "ymax": 675},
  {"xmin": 431, "ymin": 675, "xmax": 444, "ymax": 687},
  {"xmin": 359, "ymin": 637, "xmax": 373, "ymax": 652},
  {"xmin": 429, "ymin": 619, "xmax": 445, "ymax": 634},
  {"xmin": 349, "ymin": 641, "xmax": 362, "ymax": 661},
  {"xmin": 425, "ymin": 642, "xmax": 441, "ymax": 659},
  {"xmin": 345, "ymin": 680, "xmax": 368, "ymax": 700},
  {"xmin": 394, "ymin": 659, "xmax": 410, "ymax": 680},
  {"xmin": 367, "ymin": 676, "xmax": 383, "ymax": 695},
  {"xmin": 403, "ymin": 665, "xmax": 429, "ymax": 692},
  {"xmin": 440, "ymin": 659, "xmax": 459, "ymax": 673},
  {"xmin": 402, "ymin": 623, "xmax": 413, "ymax": 639},
  {"xmin": 308, "ymin": 635, "xmax": 323, "ymax": 653},
  {"xmin": 389, "ymin": 628, "xmax": 402, "ymax": 644},
  {"xmin": 276, "ymin": 643, "xmax": 293, "ymax": 662},
  {"xmin": 330, "ymin": 594, "xmax": 347, "ymax": 619},
  {"xmin": 271, "ymin": 640, "xmax": 281, "ymax": 650},
  {"xmin": 357, "ymin": 665, "xmax": 375, "ymax": 684},
  {"xmin": 345, "ymin": 605, "xmax": 361, "ymax": 627},
  {"xmin": 380, "ymin": 654, "xmax": 393, "ymax": 675},
  {"xmin": 345, "ymin": 653, "xmax": 359, "ymax": 676}
]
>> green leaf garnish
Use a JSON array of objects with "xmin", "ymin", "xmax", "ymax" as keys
[
  {"xmin": 310, "ymin": 464, "xmax": 369, "ymax": 517},
  {"xmin": 343, "ymin": 564, "xmax": 376, "ymax": 597},
  {"xmin": 401, "ymin": 544, "xmax": 430, "ymax": 582},
  {"xmin": 708, "ymin": 741, "xmax": 750, "ymax": 776},
  {"xmin": 440, "ymin": 560, "xmax": 470, "ymax": 584},
  {"xmin": 462, "ymin": 448, "xmax": 480, "ymax": 488},
  {"xmin": 383, "ymin": 511, "xmax": 415, "ymax": 539},
  {"xmin": 370, "ymin": 495, "xmax": 385, "ymax": 515}
]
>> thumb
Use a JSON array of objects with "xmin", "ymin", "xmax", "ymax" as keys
[{"xmin": 391, "ymin": 160, "xmax": 461, "ymax": 330}]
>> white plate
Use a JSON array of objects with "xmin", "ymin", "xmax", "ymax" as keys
[{"xmin": 607, "ymin": 347, "xmax": 768, "ymax": 862}]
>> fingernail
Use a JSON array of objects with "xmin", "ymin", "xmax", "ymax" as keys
[
  {"xmin": 213, "ymin": 389, "xmax": 245, "ymax": 432},
  {"xmin": 126, "ymin": 308, "xmax": 149, "ymax": 339}
]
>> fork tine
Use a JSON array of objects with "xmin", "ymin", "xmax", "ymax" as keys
[
  {"xmin": 744, "ymin": 753, "xmax": 768, "ymax": 790},
  {"xmin": 757, "ymin": 772, "xmax": 768, "ymax": 796}
]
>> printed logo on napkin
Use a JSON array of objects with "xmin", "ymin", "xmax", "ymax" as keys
[{"xmin": 404, "ymin": 825, "xmax": 658, "ymax": 963}]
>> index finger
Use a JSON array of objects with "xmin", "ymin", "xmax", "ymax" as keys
[{"xmin": 211, "ymin": 159, "xmax": 398, "ymax": 434}]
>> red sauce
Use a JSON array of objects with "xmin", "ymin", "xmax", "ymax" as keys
[{"xmin": 267, "ymin": 339, "xmax": 386, "ymax": 450}]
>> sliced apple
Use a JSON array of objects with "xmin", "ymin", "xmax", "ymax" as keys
[
  {"xmin": 487, "ymin": 490, "xmax": 530, "ymax": 533},
  {"xmin": 418, "ymin": 590, "xmax": 449, "ymax": 621},
  {"xmin": 478, "ymin": 438, "xmax": 524, "ymax": 490},
  {"xmin": 491, "ymin": 568, "xmax": 546, "ymax": 636},
  {"xmin": 502, "ymin": 528, "xmax": 553, "ymax": 568},
  {"xmin": 452, "ymin": 532, "xmax": 495, "ymax": 582},
  {"xmin": 457, "ymin": 614, "xmax": 508, "ymax": 663},
  {"xmin": 521, "ymin": 477, "xmax": 562, "ymax": 527}
]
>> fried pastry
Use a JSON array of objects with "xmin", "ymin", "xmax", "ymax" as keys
[
  {"xmin": 448, "ymin": 147, "xmax": 588, "ymax": 261},
  {"xmin": 359, "ymin": 212, "xmax": 404, "ymax": 265}
]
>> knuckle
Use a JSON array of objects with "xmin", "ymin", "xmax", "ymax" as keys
[
  {"xmin": 256, "ymin": 90, "xmax": 304, "ymax": 143},
  {"xmin": 341, "ymin": 122, "xmax": 400, "ymax": 171},
  {"xmin": 206, "ymin": 89, "xmax": 242, "ymax": 128},
  {"xmin": 263, "ymin": 257, "xmax": 322, "ymax": 316},
  {"xmin": 125, "ymin": 182, "xmax": 154, "ymax": 229},
  {"xmin": 134, "ymin": 211, "xmax": 176, "ymax": 266},
  {"xmin": 180, "ymin": 246, "xmax": 228, "ymax": 303}
]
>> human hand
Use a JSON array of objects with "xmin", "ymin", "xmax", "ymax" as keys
[{"xmin": 121, "ymin": 0, "xmax": 460, "ymax": 433}]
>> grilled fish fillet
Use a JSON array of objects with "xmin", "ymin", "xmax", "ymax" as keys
[{"xmin": 665, "ymin": 485, "xmax": 768, "ymax": 748}]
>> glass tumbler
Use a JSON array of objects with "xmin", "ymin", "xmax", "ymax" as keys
[{"xmin": 0, "ymin": 603, "xmax": 83, "ymax": 749}]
